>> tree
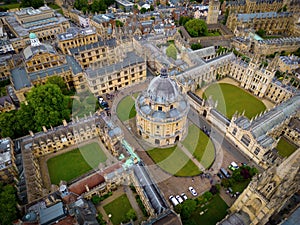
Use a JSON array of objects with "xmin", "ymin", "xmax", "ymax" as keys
[
  {"xmin": 184, "ymin": 19, "xmax": 208, "ymax": 37},
  {"xmin": 256, "ymin": 29, "xmax": 266, "ymax": 37},
  {"xmin": 21, "ymin": 0, "xmax": 44, "ymax": 8},
  {"xmin": 126, "ymin": 209, "xmax": 137, "ymax": 221},
  {"xmin": 46, "ymin": 76, "xmax": 69, "ymax": 95},
  {"xmin": 26, "ymin": 84, "xmax": 70, "ymax": 131},
  {"xmin": 166, "ymin": 44, "xmax": 177, "ymax": 60},
  {"xmin": 179, "ymin": 16, "xmax": 191, "ymax": 26},
  {"xmin": 115, "ymin": 20, "xmax": 124, "ymax": 27},
  {"xmin": 140, "ymin": 7, "xmax": 147, "ymax": 14},
  {"xmin": 181, "ymin": 199, "xmax": 197, "ymax": 220},
  {"xmin": 191, "ymin": 43, "xmax": 202, "ymax": 50},
  {"xmin": 0, "ymin": 183, "xmax": 17, "ymax": 225},
  {"xmin": 150, "ymin": 5, "xmax": 154, "ymax": 11},
  {"xmin": 174, "ymin": 204, "xmax": 182, "ymax": 214}
]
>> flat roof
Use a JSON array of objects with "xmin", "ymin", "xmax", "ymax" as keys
[{"xmin": 39, "ymin": 202, "xmax": 66, "ymax": 225}]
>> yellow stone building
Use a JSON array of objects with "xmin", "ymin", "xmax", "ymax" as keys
[
  {"xmin": 226, "ymin": 94, "xmax": 300, "ymax": 168},
  {"xmin": 207, "ymin": 0, "xmax": 220, "ymax": 25},
  {"xmin": 3, "ymin": 5, "xmax": 70, "ymax": 53},
  {"xmin": 136, "ymin": 69, "xmax": 189, "ymax": 146},
  {"xmin": 85, "ymin": 51, "xmax": 146, "ymax": 95},
  {"xmin": 57, "ymin": 27, "xmax": 98, "ymax": 55},
  {"xmin": 0, "ymin": 138, "xmax": 17, "ymax": 184},
  {"xmin": 226, "ymin": 12, "xmax": 294, "ymax": 35},
  {"xmin": 220, "ymin": 148, "xmax": 300, "ymax": 225},
  {"xmin": 10, "ymin": 33, "xmax": 84, "ymax": 102}
]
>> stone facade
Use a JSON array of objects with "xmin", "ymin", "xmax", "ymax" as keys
[
  {"xmin": 223, "ymin": 148, "xmax": 300, "ymax": 225},
  {"xmin": 57, "ymin": 28, "xmax": 98, "ymax": 55},
  {"xmin": 85, "ymin": 51, "xmax": 146, "ymax": 96},
  {"xmin": 0, "ymin": 138, "xmax": 17, "ymax": 184},
  {"xmin": 226, "ymin": 94, "xmax": 300, "ymax": 168},
  {"xmin": 136, "ymin": 69, "xmax": 189, "ymax": 146},
  {"xmin": 3, "ymin": 5, "xmax": 70, "ymax": 53},
  {"xmin": 10, "ymin": 33, "xmax": 84, "ymax": 102},
  {"xmin": 226, "ymin": 12, "xmax": 295, "ymax": 35},
  {"xmin": 207, "ymin": 0, "xmax": 220, "ymax": 25}
]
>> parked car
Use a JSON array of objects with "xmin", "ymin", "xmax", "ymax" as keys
[
  {"xmin": 189, "ymin": 187, "xmax": 198, "ymax": 196},
  {"xmin": 220, "ymin": 167, "xmax": 231, "ymax": 178},
  {"xmin": 181, "ymin": 193, "xmax": 188, "ymax": 201},
  {"xmin": 176, "ymin": 195, "xmax": 184, "ymax": 204},
  {"xmin": 228, "ymin": 162, "xmax": 239, "ymax": 171},
  {"xmin": 217, "ymin": 172, "xmax": 224, "ymax": 179},
  {"xmin": 169, "ymin": 195, "xmax": 179, "ymax": 206}
]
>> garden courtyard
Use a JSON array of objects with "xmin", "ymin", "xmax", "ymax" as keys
[
  {"xmin": 47, "ymin": 142, "xmax": 107, "ymax": 184},
  {"xmin": 200, "ymin": 82, "xmax": 266, "ymax": 119}
]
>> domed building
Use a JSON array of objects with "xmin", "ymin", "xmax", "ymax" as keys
[{"xmin": 135, "ymin": 69, "xmax": 190, "ymax": 146}]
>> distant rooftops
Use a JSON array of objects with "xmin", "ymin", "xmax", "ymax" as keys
[
  {"xmin": 257, "ymin": 37, "xmax": 300, "ymax": 45},
  {"xmin": 237, "ymin": 12, "xmax": 291, "ymax": 22},
  {"xmin": 57, "ymin": 27, "xmax": 96, "ymax": 41},
  {"xmin": 86, "ymin": 51, "xmax": 144, "ymax": 79}
]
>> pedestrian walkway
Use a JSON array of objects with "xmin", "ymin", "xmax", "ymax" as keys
[{"xmin": 177, "ymin": 142, "xmax": 206, "ymax": 171}]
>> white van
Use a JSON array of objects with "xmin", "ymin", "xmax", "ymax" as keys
[
  {"xmin": 169, "ymin": 195, "xmax": 179, "ymax": 206},
  {"xmin": 229, "ymin": 162, "xmax": 239, "ymax": 171}
]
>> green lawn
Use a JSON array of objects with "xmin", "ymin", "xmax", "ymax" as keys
[
  {"xmin": 103, "ymin": 194, "xmax": 134, "ymax": 225},
  {"xmin": 47, "ymin": 142, "xmax": 107, "ymax": 184},
  {"xmin": 203, "ymin": 83, "xmax": 266, "ymax": 119},
  {"xmin": 133, "ymin": 92, "xmax": 140, "ymax": 98},
  {"xmin": 147, "ymin": 146, "xmax": 201, "ymax": 176},
  {"xmin": 188, "ymin": 195, "xmax": 228, "ymax": 225},
  {"xmin": 0, "ymin": 3, "xmax": 20, "ymax": 9},
  {"xmin": 231, "ymin": 179, "xmax": 250, "ymax": 193},
  {"xmin": 276, "ymin": 137, "xmax": 298, "ymax": 158},
  {"xmin": 117, "ymin": 95, "xmax": 136, "ymax": 121},
  {"xmin": 182, "ymin": 125, "xmax": 215, "ymax": 168}
]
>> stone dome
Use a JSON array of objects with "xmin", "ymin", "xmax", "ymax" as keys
[{"xmin": 147, "ymin": 69, "xmax": 178, "ymax": 104}]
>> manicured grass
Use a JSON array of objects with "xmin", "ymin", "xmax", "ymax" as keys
[
  {"xmin": 276, "ymin": 137, "xmax": 298, "ymax": 157},
  {"xmin": 103, "ymin": 194, "xmax": 134, "ymax": 225},
  {"xmin": 0, "ymin": 3, "xmax": 20, "ymax": 9},
  {"xmin": 117, "ymin": 95, "xmax": 136, "ymax": 121},
  {"xmin": 147, "ymin": 146, "xmax": 201, "ymax": 176},
  {"xmin": 188, "ymin": 195, "xmax": 228, "ymax": 225},
  {"xmin": 133, "ymin": 92, "xmax": 140, "ymax": 98},
  {"xmin": 47, "ymin": 142, "xmax": 107, "ymax": 184},
  {"xmin": 203, "ymin": 83, "xmax": 266, "ymax": 119},
  {"xmin": 182, "ymin": 125, "xmax": 215, "ymax": 168},
  {"xmin": 231, "ymin": 179, "xmax": 250, "ymax": 193}
]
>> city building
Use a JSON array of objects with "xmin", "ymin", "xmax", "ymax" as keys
[
  {"xmin": 57, "ymin": 27, "xmax": 98, "ymax": 55},
  {"xmin": 10, "ymin": 33, "xmax": 84, "ymax": 102},
  {"xmin": 135, "ymin": 69, "xmax": 190, "ymax": 146},
  {"xmin": 226, "ymin": 94, "xmax": 300, "ymax": 168},
  {"xmin": 3, "ymin": 5, "xmax": 70, "ymax": 53},
  {"xmin": 0, "ymin": 95, "xmax": 16, "ymax": 112},
  {"xmin": 207, "ymin": 0, "xmax": 220, "ymax": 25},
  {"xmin": 0, "ymin": 54, "xmax": 14, "ymax": 80},
  {"xmin": 0, "ymin": 138, "xmax": 17, "ymax": 184},
  {"xmin": 220, "ymin": 148, "xmax": 300, "ymax": 225},
  {"xmin": 85, "ymin": 51, "xmax": 146, "ymax": 95}
]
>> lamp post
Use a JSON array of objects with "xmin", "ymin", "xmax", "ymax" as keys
[{"xmin": 108, "ymin": 214, "xmax": 112, "ymax": 224}]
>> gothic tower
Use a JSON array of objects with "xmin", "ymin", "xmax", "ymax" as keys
[
  {"xmin": 207, "ymin": 0, "xmax": 220, "ymax": 24},
  {"xmin": 228, "ymin": 148, "xmax": 300, "ymax": 225}
]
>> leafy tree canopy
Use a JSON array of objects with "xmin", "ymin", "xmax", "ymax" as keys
[
  {"xmin": 26, "ymin": 84, "xmax": 70, "ymax": 131},
  {"xmin": 0, "ymin": 183, "xmax": 17, "ymax": 225},
  {"xmin": 191, "ymin": 43, "xmax": 202, "ymax": 50},
  {"xmin": 181, "ymin": 199, "xmax": 197, "ymax": 220},
  {"xmin": 179, "ymin": 16, "xmax": 192, "ymax": 26},
  {"xmin": 184, "ymin": 19, "xmax": 208, "ymax": 37},
  {"xmin": 0, "ymin": 83, "xmax": 71, "ymax": 139},
  {"xmin": 20, "ymin": 0, "xmax": 44, "ymax": 8},
  {"xmin": 115, "ymin": 20, "xmax": 124, "ymax": 27}
]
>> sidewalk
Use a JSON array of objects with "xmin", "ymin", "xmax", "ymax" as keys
[{"xmin": 177, "ymin": 142, "xmax": 206, "ymax": 171}]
